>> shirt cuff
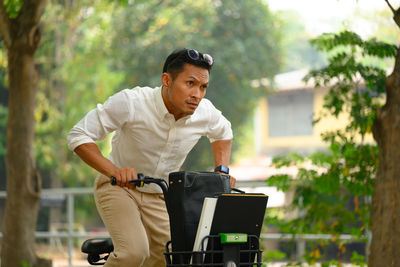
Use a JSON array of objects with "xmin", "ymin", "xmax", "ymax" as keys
[
  {"xmin": 208, "ymin": 133, "xmax": 233, "ymax": 143},
  {"xmin": 67, "ymin": 136, "xmax": 96, "ymax": 151}
]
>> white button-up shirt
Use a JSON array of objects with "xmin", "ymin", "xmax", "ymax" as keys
[{"xmin": 67, "ymin": 86, "xmax": 233, "ymax": 193}]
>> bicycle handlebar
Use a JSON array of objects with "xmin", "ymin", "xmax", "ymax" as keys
[{"xmin": 110, "ymin": 173, "xmax": 169, "ymax": 197}]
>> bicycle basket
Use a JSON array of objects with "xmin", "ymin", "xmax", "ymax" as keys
[{"xmin": 164, "ymin": 234, "xmax": 263, "ymax": 267}]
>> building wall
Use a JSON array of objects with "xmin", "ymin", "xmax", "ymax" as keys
[{"xmin": 255, "ymin": 86, "xmax": 374, "ymax": 157}]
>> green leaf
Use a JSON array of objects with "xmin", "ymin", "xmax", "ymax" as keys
[
  {"xmin": 4, "ymin": 0, "xmax": 23, "ymax": 18},
  {"xmin": 265, "ymin": 174, "xmax": 292, "ymax": 191}
]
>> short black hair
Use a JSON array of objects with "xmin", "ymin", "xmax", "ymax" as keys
[{"xmin": 162, "ymin": 48, "xmax": 213, "ymax": 79}]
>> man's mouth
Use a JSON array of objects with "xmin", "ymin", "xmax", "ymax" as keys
[{"xmin": 187, "ymin": 102, "xmax": 198, "ymax": 108}]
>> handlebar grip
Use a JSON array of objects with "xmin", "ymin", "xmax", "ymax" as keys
[{"xmin": 110, "ymin": 174, "xmax": 146, "ymax": 187}]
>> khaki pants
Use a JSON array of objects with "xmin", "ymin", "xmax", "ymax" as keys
[{"xmin": 94, "ymin": 175, "xmax": 170, "ymax": 267}]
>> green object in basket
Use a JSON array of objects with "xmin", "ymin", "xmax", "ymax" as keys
[{"xmin": 219, "ymin": 233, "xmax": 248, "ymax": 244}]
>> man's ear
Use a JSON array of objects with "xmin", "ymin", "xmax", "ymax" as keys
[{"xmin": 161, "ymin": 73, "xmax": 172, "ymax": 89}]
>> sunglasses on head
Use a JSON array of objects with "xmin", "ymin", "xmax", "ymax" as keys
[{"xmin": 187, "ymin": 49, "xmax": 214, "ymax": 66}]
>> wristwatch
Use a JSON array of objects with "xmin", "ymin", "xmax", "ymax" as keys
[{"xmin": 214, "ymin": 165, "xmax": 229, "ymax": 174}]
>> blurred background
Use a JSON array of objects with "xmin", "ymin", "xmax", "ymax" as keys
[{"xmin": 0, "ymin": 0, "xmax": 398, "ymax": 266}]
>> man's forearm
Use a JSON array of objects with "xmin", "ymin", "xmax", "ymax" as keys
[
  {"xmin": 211, "ymin": 139, "xmax": 236, "ymax": 187},
  {"xmin": 74, "ymin": 143, "xmax": 118, "ymax": 178},
  {"xmin": 211, "ymin": 139, "xmax": 232, "ymax": 167}
]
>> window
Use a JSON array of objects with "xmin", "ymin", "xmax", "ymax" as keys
[{"xmin": 268, "ymin": 90, "xmax": 314, "ymax": 137}]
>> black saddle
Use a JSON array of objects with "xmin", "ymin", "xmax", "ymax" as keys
[{"xmin": 81, "ymin": 238, "xmax": 114, "ymax": 265}]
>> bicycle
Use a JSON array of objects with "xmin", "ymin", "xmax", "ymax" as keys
[{"xmin": 81, "ymin": 173, "xmax": 267, "ymax": 266}]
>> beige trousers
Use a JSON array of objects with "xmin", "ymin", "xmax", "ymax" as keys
[{"xmin": 94, "ymin": 175, "xmax": 170, "ymax": 267}]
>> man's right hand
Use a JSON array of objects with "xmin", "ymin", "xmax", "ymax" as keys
[
  {"xmin": 73, "ymin": 143, "xmax": 138, "ymax": 190},
  {"xmin": 111, "ymin": 167, "xmax": 138, "ymax": 189}
]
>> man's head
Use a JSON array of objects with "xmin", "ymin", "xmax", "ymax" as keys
[{"xmin": 161, "ymin": 48, "xmax": 214, "ymax": 120}]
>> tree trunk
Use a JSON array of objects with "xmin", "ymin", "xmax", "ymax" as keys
[
  {"xmin": 0, "ymin": 1, "xmax": 51, "ymax": 266},
  {"xmin": 370, "ymin": 45, "xmax": 400, "ymax": 266},
  {"xmin": 2, "ymin": 47, "xmax": 51, "ymax": 267}
]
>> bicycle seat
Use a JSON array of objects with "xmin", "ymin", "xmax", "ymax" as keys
[{"xmin": 81, "ymin": 238, "xmax": 114, "ymax": 254}]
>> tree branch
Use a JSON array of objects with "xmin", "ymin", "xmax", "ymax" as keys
[
  {"xmin": 0, "ymin": 1, "xmax": 11, "ymax": 48},
  {"xmin": 385, "ymin": 0, "xmax": 396, "ymax": 13},
  {"xmin": 12, "ymin": 0, "xmax": 47, "ymax": 50},
  {"xmin": 385, "ymin": 0, "xmax": 400, "ymax": 29},
  {"xmin": 18, "ymin": 0, "xmax": 47, "ymax": 25}
]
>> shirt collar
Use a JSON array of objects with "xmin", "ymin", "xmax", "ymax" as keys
[{"xmin": 154, "ymin": 86, "xmax": 170, "ymax": 119}]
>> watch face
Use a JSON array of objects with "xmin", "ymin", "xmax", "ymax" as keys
[{"xmin": 216, "ymin": 165, "xmax": 229, "ymax": 174}]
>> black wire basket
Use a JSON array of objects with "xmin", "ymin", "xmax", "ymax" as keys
[{"xmin": 164, "ymin": 234, "xmax": 263, "ymax": 267}]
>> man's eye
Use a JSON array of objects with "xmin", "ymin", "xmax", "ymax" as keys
[{"xmin": 187, "ymin": 81, "xmax": 194, "ymax": 86}]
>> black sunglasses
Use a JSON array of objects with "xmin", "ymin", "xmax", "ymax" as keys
[{"xmin": 187, "ymin": 49, "xmax": 214, "ymax": 66}]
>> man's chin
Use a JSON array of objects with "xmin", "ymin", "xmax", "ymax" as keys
[{"xmin": 184, "ymin": 109, "xmax": 196, "ymax": 116}]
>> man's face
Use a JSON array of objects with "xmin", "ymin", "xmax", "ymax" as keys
[{"xmin": 162, "ymin": 63, "xmax": 209, "ymax": 120}]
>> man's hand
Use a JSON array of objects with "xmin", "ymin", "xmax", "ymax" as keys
[
  {"xmin": 216, "ymin": 171, "xmax": 236, "ymax": 188},
  {"xmin": 111, "ymin": 167, "xmax": 138, "ymax": 190},
  {"xmin": 229, "ymin": 175, "xmax": 236, "ymax": 188},
  {"xmin": 73, "ymin": 143, "xmax": 138, "ymax": 190}
]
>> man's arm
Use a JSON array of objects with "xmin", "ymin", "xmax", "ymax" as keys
[
  {"xmin": 211, "ymin": 139, "xmax": 236, "ymax": 187},
  {"xmin": 74, "ymin": 143, "xmax": 137, "ymax": 188},
  {"xmin": 211, "ymin": 139, "xmax": 232, "ymax": 166}
]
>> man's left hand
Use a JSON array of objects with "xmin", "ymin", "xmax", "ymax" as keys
[
  {"xmin": 216, "ymin": 171, "xmax": 236, "ymax": 188},
  {"xmin": 229, "ymin": 175, "xmax": 236, "ymax": 188}
]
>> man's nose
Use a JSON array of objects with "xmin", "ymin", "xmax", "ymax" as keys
[{"xmin": 191, "ymin": 86, "xmax": 203, "ymax": 99}]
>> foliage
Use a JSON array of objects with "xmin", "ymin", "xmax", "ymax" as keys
[
  {"xmin": 264, "ymin": 249, "xmax": 286, "ymax": 263},
  {"xmin": 350, "ymin": 251, "xmax": 367, "ymax": 266},
  {"xmin": 265, "ymin": 30, "xmax": 394, "ymax": 263},
  {"xmin": 20, "ymin": 259, "xmax": 32, "ymax": 267},
  {"xmin": 306, "ymin": 31, "xmax": 394, "ymax": 139},
  {"xmin": 28, "ymin": 1, "xmax": 126, "ymax": 226},
  {"xmin": 3, "ymin": 0, "xmax": 23, "ymax": 18},
  {"xmin": 35, "ymin": 0, "xmax": 124, "ymax": 188}
]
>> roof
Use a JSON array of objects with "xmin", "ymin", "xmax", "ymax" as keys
[{"xmin": 251, "ymin": 69, "xmax": 314, "ymax": 91}]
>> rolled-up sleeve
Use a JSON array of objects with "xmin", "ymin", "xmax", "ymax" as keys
[
  {"xmin": 206, "ymin": 105, "xmax": 233, "ymax": 143},
  {"xmin": 67, "ymin": 90, "xmax": 132, "ymax": 151}
]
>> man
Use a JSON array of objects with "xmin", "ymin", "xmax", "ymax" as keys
[{"xmin": 67, "ymin": 48, "xmax": 234, "ymax": 266}]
